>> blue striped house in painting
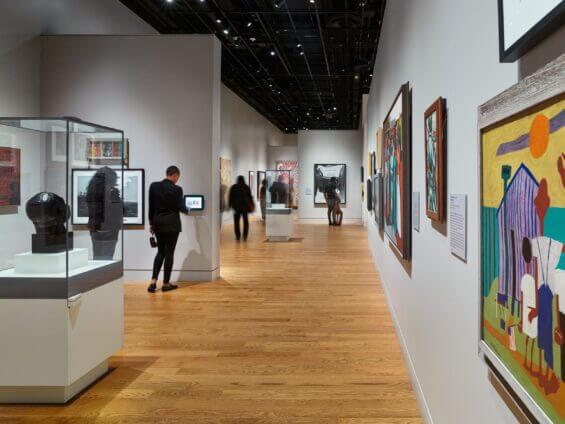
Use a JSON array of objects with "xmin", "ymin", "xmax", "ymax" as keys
[{"xmin": 496, "ymin": 164, "xmax": 540, "ymax": 312}]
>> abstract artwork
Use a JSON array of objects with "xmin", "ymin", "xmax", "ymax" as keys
[
  {"xmin": 276, "ymin": 160, "xmax": 299, "ymax": 208},
  {"xmin": 0, "ymin": 147, "xmax": 20, "ymax": 206},
  {"xmin": 479, "ymin": 55, "xmax": 564, "ymax": 422},
  {"xmin": 382, "ymin": 83, "xmax": 411, "ymax": 259},
  {"xmin": 220, "ymin": 157, "xmax": 231, "ymax": 212},
  {"xmin": 424, "ymin": 97, "xmax": 446, "ymax": 222},
  {"xmin": 72, "ymin": 168, "xmax": 144, "ymax": 225},
  {"xmin": 314, "ymin": 164, "xmax": 346, "ymax": 205}
]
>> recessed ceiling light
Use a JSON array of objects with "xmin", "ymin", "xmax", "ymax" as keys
[
  {"xmin": 216, "ymin": 19, "xmax": 221, "ymax": 23},
  {"xmin": 166, "ymin": 0, "xmax": 174, "ymax": 3},
  {"xmin": 306, "ymin": 112, "xmax": 310, "ymax": 116},
  {"xmin": 299, "ymin": 51, "xmax": 304, "ymax": 56},
  {"xmin": 354, "ymin": 75, "xmax": 359, "ymax": 80},
  {"xmin": 296, "ymin": 43, "xmax": 302, "ymax": 48},
  {"xmin": 309, "ymin": 0, "xmax": 315, "ymax": 3},
  {"xmin": 247, "ymin": 22, "xmax": 252, "ymax": 27},
  {"xmin": 250, "ymin": 37, "xmax": 256, "ymax": 42},
  {"xmin": 223, "ymin": 29, "xmax": 229, "ymax": 35},
  {"xmin": 270, "ymin": 50, "xmax": 276, "ymax": 56},
  {"xmin": 333, "ymin": 106, "xmax": 337, "ymax": 110}
]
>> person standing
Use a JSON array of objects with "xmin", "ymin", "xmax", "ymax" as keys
[
  {"xmin": 229, "ymin": 175, "xmax": 254, "ymax": 241},
  {"xmin": 147, "ymin": 166, "xmax": 188, "ymax": 293},
  {"xmin": 259, "ymin": 178, "xmax": 267, "ymax": 221},
  {"xmin": 324, "ymin": 177, "xmax": 338, "ymax": 225}
]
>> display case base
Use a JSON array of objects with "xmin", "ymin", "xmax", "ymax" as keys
[
  {"xmin": 267, "ymin": 236, "xmax": 291, "ymax": 242},
  {"xmin": 0, "ymin": 360, "xmax": 108, "ymax": 404}
]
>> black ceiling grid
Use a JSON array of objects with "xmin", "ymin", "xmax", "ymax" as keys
[{"xmin": 120, "ymin": 0, "xmax": 385, "ymax": 133}]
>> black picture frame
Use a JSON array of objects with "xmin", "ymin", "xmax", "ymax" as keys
[
  {"xmin": 498, "ymin": 0, "xmax": 565, "ymax": 62},
  {"xmin": 71, "ymin": 168, "xmax": 145, "ymax": 226},
  {"xmin": 313, "ymin": 163, "xmax": 347, "ymax": 205}
]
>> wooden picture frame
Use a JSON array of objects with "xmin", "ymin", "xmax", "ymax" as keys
[
  {"xmin": 424, "ymin": 97, "xmax": 447, "ymax": 222},
  {"xmin": 382, "ymin": 82, "xmax": 411, "ymax": 260},
  {"xmin": 478, "ymin": 54, "xmax": 564, "ymax": 423}
]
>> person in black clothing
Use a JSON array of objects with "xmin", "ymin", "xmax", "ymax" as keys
[
  {"xmin": 324, "ymin": 177, "xmax": 338, "ymax": 225},
  {"xmin": 86, "ymin": 167, "xmax": 123, "ymax": 260},
  {"xmin": 259, "ymin": 179, "xmax": 267, "ymax": 221},
  {"xmin": 147, "ymin": 166, "xmax": 188, "ymax": 293},
  {"xmin": 229, "ymin": 175, "xmax": 254, "ymax": 241},
  {"xmin": 269, "ymin": 175, "xmax": 288, "ymax": 205}
]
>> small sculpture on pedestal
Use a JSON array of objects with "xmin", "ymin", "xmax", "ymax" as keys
[{"xmin": 26, "ymin": 192, "xmax": 73, "ymax": 253}]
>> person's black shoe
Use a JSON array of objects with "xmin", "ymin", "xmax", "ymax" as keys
[
  {"xmin": 162, "ymin": 283, "xmax": 178, "ymax": 292},
  {"xmin": 147, "ymin": 283, "xmax": 157, "ymax": 293}
]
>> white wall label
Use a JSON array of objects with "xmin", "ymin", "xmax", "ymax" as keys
[
  {"xmin": 412, "ymin": 191, "xmax": 420, "ymax": 232},
  {"xmin": 449, "ymin": 194, "xmax": 467, "ymax": 261},
  {"xmin": 305, "ymin": 187, "xmax": 313, "ymax": 195}
]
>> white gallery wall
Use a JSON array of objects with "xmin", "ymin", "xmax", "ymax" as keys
[
  {"xmin": 267, "ymin": 145, "xmax": 298, "ymax": 170},
  {"xmin": 40, "ymin": 35, "xmax": 222, "ymax": 281},
  {"xmin": 298, "ymin": 130, "xmax": 362, "ymax": 220},
  {"xmin": 365, "ymin": 0, "xmax": 563, "ymax": 423},
  {"xmin": 220, "ymin": 85, "xmax": 284, "ymax": 221}
]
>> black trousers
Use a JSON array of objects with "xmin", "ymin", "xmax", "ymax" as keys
[
  {"xmin": 152, "ymin": 232, "xmax": 179, "ymax": 284},
  {"xmin": 234, "ymin": 211, "xmax": 249, "ymax": 240}
]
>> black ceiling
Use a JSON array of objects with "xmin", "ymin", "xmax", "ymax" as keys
[{"xmin": 120, "ymin": 0, "xmax": 385, "ymax": 133}]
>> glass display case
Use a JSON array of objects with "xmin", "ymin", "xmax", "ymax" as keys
[
  {"xmin": 0, "ymin": 117, "xmax": 124, "ymax": 299},
  {"xmin": 265, "ymin": 169, "xmax": 291, "ymax": 207}
]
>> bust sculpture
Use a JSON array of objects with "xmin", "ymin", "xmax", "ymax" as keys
[{"xmin": 26, "ymin": 192, "xmax": 73, "ymax": 253}]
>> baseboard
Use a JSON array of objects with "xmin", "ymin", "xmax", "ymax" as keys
[
  {"xmin": 297, "ymin": 218, "xmax": 363, "ymax": 225},
  {"xmin": 124, "ymin": 268, "xmax": 220, "ymax": 282},
  {"xmin": 368, "ymin": 236, "xmax": 434, "ymax": 424}
]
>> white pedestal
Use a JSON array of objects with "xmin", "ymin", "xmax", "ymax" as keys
[
  {"xmin": 14, "ymin": 248, "xmax": 89, "ymax": 274},
  {"xmin": 0, "ymin": 278, "xmax": 123, "ymax": 403},
  {"xmin": 266, "ymin": 208, "xmax": 293, "ymax": 241}
]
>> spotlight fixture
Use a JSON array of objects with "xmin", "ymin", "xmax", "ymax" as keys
[
  {"xmin": 299, "ymin": 51, "xmax": 304, "ymax": 56},
  {"xmin": 250, "ymin": 37, "xmax": 256, "ymax": 42},
  {"xmin": 333, "ymin": 106, "xmax": 337, "ymax": 110},
  {"xmin": 270, "ymin": 50, "xmax": 276, "ymax": 56},
  {"xmin": 223, "ymin": 29, "xmax": 229, "ymax": 35},
  {"xmin": 296, "ymin": 43, "xmax": 302, "ymax": 48},
  {"xmin": 354, "ymin": 74, "xmax": 360, "ymax": 80},
  {"xmin": 216, "ymin": 19, "xmax": 221, "ymax": 23},
  {"xmin": 247, "ymin": 22, "xmax": 252, "ymax": 27},
  {"xmin": 274, "ymin": 0, "xmax": 283, "ymax": 8},
  {"xmin": 166, "ymin": 0, "xmax": 174, "ymax": 3}
]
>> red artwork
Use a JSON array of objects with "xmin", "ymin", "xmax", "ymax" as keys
[{"xmin": 0, "ymin": 147, "xmax": 21, "ymax": 206}]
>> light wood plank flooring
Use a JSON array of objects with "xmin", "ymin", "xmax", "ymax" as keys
[{"xmin": 0, "ymin": 220, "xmax": 422, "ymax": 423}]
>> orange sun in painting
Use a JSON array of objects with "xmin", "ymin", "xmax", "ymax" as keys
[{"xmin": 529, "ymin": 114, "xmax": 550, "ymax": 158}]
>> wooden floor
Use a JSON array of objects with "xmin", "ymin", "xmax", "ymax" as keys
[{"xmin": 0, "ymin": 220, "xmax": 422, "ymax": 423}]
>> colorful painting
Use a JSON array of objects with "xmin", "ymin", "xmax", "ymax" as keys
[
  {"xmin": 424, "ymin": 97, "xmax": 446, "ymax": 222},
  {"xmin": 220, "ymin": 157, "xmax": 232, "ymax": 212},
  {"xmin": 382, "ymin": 83, "xmax": 411, "ymax": 259},
  {"xmin": 0, "ymin": 147, "xmax": 20, "ymax": 206},
  {"xmin": 275, "ymin": 160, "xmax": 299, "ymax": 208},
  {"xmin": 481, "ymin": 92, "xmax": 565, "ymax": 422}
]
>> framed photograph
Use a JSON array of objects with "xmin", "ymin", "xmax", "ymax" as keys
[
  {"xmin": 382, "ymin": 82, "xmax": 411, "ymax": 260},
  {"xmin": 373, "ymin": 172, "xmax": 383, "ymax": 231},
  {"xmin": 313, "ymin": 164, "xmax": 347, "ymax": 205},
  {"xmin": 478, "ymin": 54, "xmax": 564, "ymax": 423},
  {"xmin": 0, "ymin": 146, "xmax": 20, "ymax": 206},
  {"xmin": 498, "ymin": 0, "xmax": 565, "ymax": 62},
  {"xmin": 72, "ymin": 168, "xmax": 145, "ymax": 226},
  {"xmin": 424, "ymin": 97, "xmax": 447, "ymax": 222}
]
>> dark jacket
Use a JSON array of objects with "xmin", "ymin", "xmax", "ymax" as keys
[
  {"xmin": 229, "ymin": 183, "xmax": 254, "ymax": 213},
  {"xmin": 149, "ymin": 179, "xmax": 188, "ymax": 233}
]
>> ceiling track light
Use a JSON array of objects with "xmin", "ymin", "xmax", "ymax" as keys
[
  {"xmin": 274, "ymin": 0, "xmax": 284, "ymax": 8},
  {"xmin": 270, "ymin": 50, "xmax": 276, "ymax": 56}
]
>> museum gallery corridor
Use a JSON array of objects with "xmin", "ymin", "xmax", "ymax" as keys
[{"xmin": 0, "ymin": 222, "xmax": 422, "ymax": 423}]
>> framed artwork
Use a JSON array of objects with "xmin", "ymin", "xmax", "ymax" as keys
[
  {"xmin": 366, "ymin": 178, "xmax": 373, "ymax": 211},
  {"xmin": 72, "ymin": 168, "xmax": 145, "ymax": 225},
  {"xmin": 373, "ymin": 172, "xmax": 383, "ymax": 231},
  {"xmin": 248, "ymin": 171, "xmax": 256, "ymax": 199},
  {"xmin": 276, "ymin": 160, "xmax": 299, "ymax": 208},
  {"xmin": 0, "ymin": 146, "xmax": 20, "ymax": 206},
  {"xmin": 313, "ymin": 164, "xmax": 346, "ymax": 205},
  {"xmin": 371, "ymin": 152, "xmax": 377, "ymax": 176},
  {"xmin": 88, "ymin": 138, "xmax": 129, "ymax": 167},
  {"xmin": 498, "ymin": 0, "xmax": 565, "ymax": 62},
  {"xmin": 376, "ymin": 127, "xmax": 384, "ymax": 169},
  {"xmin": 220, "ymin": 157, "xmax": 231, "ymax": 212},
  {"xmin": 479, "ymin": 54, "xmax": 564, "ymax": 423},
  {"xmin": 361, "ymin": 166, "xmax": 364, "ymax": 183},
  {"xmin": 424, "ymin": 97, "xmax": 447, "ymax": 222},
  {"xmin": 382, "ymin": 82, "xmax": 411, "ymax": 260},
  {"xmin": 257, "ymin": 170, "xmax": 266, "ymax": 198}
]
